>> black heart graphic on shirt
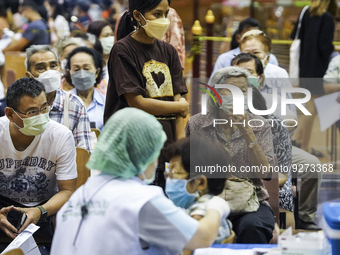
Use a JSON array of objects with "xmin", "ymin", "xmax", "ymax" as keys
[{"xmin": 151, "ymin": 72, "xmax": 165, "ymax": 89}]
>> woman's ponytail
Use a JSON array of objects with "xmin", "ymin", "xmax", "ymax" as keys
[{"xmin": 116, "ymin": 11, "xmax": 136, "ymax": 41}]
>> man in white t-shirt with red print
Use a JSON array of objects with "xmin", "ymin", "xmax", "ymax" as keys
[{"xmin": 0, "ymin": 77, "xmax": 77, "ymax": 241}]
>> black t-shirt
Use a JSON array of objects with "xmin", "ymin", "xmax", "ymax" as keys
[{"xmin": 104, "ymin": 34, "xmax": 187, "ymax": 144}]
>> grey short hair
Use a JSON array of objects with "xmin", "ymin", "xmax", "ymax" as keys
[
  {"xmin": 210, "ymin": 66, "xmax": 250, "ymax": 88},
  {"xmin": 54, "ymin": 37, "xmax": 86, "ymax": 58},
  {"xmin": 208, "ymin": 66, "xmax": 250, "ymax": 112},
  {"xmin": 25, "ymin": 45, "xmax": 58, "ymax": 72}
]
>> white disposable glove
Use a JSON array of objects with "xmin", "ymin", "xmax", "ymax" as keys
[
  {"xmin": 206, "ymin": 196, "xmax": 230, "ymax": 220},
  {"xmin": 3, "ymin": 28, "xmax": 15, "ymax": 38}
]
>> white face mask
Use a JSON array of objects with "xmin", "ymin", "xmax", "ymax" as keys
[
  {"xmin": 36, "ymin": 70, "xmax": 61, "ymax": 93},
  {"xmin": 261, "ymin": 55, "xmax": 269, "ymax": 69},
  {"xmin": 100, "ymin": 36, "xmax": 114, "ymax": 55},
  {"xmin": 139, "ymin": 13, "xmax": 170, "ymax": 39}
]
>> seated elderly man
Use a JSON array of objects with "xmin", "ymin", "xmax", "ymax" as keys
[
  {"xmin": 0, "ymin": 77, "xmax": 77, "ymax": 239},
  {"xmin": 25, "ymin": 45, "xmax": 94, "ymax": 153}
]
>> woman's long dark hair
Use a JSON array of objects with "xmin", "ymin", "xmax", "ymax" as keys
[{"xmin": 116, "ymin": 0, "xmax": 171, "ymax": 41}]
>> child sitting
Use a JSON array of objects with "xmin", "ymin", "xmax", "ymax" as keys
[{"xmin": 165, "ymin": 137, "xmax": 233, "ymax": 244}]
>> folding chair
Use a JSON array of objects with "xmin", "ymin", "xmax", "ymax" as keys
[
  {"xmin": 91, "ymin": 128, "xmax": 101, "ymax": 138},
  {"xmin": 2, "ymin": 248, "xmax": 24, "ymax": 255}
]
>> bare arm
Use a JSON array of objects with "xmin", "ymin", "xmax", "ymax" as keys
[
  {"xmin": 174, "ymin": 94, "xmax": 186, "ymax": 139},
  {"xmin": 185, "ymin": 196, "xmax": 230, "ymax": 250},
  {"xmin": 324, "ymin": 83, "xmax": 340, "ymax": 94},
  {"xmin": 17, "ymin": 178, "xmax": 77, "ymax": 232},
  {"xmin": 124, "ymin": 93, "xmax": 189, "ymax": 118},
  {"xmin": 3, "ymin": 37, "xmax": 30, "ymax": 52},
  {"xmin": 243, "ymin": 130, "xmax": 271, "ymax": 179},
  {"xmin": 0, "ymin": 64, "xmax": 6, "ymax": 94},
  {"xmin": 230, "ymin": 114, "xmax": 271, "ymax": 179}
]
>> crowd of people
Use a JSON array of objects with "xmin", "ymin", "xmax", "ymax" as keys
[{"xmin": 0, "ymin": 0, "xmax": 338, "ymax": 254}]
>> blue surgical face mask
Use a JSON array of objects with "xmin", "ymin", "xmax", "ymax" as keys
[
  {"xmin": 165, "ymin": 178, "xmax": 198, "ymax": 209},
  {"xmin": 21, "ymin": 15, "xmax": 28, "ymax": 24},
  {"xmin": 220, "ymin": 94, "xmax": 248, "ymax": 115}
]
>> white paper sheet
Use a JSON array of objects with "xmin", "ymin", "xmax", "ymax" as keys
[
  {"xmin": 1, "ymin": 224, "xmax": 41, "ymax": 255},
  {"xmin": 314, "ymin": 92, "xmax": 340, "ymax": 132},
  {"xmin": 278, "ymin": 230, "xmax": 326, "ymax": 255},
  {"xmin": 194, "ymin": 248, "xmax": 253, "ymax": 255},
  {"xmin": 194, "ymin": 247, "xmax": 277, "ymax": 255}
]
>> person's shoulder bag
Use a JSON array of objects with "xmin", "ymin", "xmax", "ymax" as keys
[
  {"xmin": 289, "ymin": 5, "xmax": 309, "ymax": 86},
  {"xmin": 219, "ymin": 178, "xmax": 260, "ymax": 214}
]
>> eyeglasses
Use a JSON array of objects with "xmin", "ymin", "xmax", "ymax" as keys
[
  {"xmin": 165, "ymin": 168, "xmax": 190, "ymax": 180},
  {"xmin": 14, "ymin": 105, "xmax": 52, "ymax": 117}
]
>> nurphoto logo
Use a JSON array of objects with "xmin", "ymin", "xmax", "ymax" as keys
[{"xmin": 198, "ymin": 82, "xmax": 312, "ymax": 128}]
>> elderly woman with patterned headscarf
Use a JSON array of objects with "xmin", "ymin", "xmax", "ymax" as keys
[{"xmin": 185, "ymin": 66, "xmax": 276, "ymax": 244}]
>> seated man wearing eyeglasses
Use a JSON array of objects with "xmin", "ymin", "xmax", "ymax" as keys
[{"xmin": 0, "ymin": 77, "xmax": 77, "ymax": 241}]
